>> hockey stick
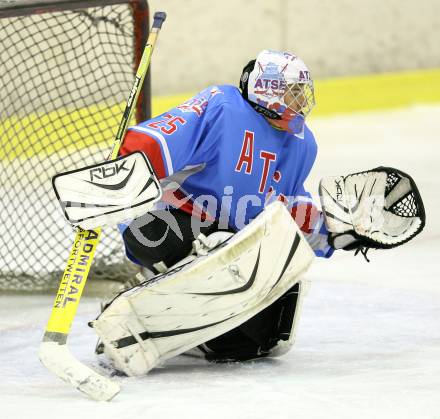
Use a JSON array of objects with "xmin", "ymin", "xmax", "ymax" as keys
[{"xmin": 38, "ymin": 11, "xmax": 167, "ymax": 401}]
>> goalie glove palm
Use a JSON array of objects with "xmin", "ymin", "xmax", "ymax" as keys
[{"xmin": 319, "ymin": 167, "xmax": 425, "ymax": 254}]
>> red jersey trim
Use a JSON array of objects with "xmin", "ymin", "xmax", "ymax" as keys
[{"xmin": 119, "ymin": 130, "xmax": 167, "ymax": 179}]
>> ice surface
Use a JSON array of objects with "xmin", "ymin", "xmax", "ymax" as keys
[{"xmin": 1, "ymin": 105, "xmax": 439, "ymax": 419}]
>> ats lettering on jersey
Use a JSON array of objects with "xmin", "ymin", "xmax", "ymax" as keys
[
  {"xmin": 273, "ymin": 170, "xmax": 282, "ymax": 183},
  {"xmin": 277, "ymin": 192, "xmax": 288, "ymax": 204},
  {"xmin": 235, "ymin": 130, "xmax": 254, "ymax": 174},
  {"xmin": 235, "ymin": 131, "xmax": 278, "ymax": 194},
  {"xmin": 147, "ymin": 113, "xmax": 186, "ymax": 135},
  {"xmin": 258, "ymin": 151, "xmax": 276, "ymax": 193}
]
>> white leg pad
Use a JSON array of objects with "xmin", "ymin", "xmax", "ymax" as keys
[{"xmin": 91, "ymin": 201, "xmax": 315, "ymax": 376}]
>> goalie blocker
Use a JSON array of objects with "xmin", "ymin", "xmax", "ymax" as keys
[{"xmin": 52, "ymin": 151, "xmax": 162, "ymax": 230}]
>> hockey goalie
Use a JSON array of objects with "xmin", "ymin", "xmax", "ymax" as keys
[{"xmin": 54, "ymin": 49, "xmax": 425, "ymax": 377}]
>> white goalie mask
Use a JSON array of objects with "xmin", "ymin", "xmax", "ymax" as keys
[{"xmin": 240, "ymin": 49, "xmax": 315, "ymax": 135}]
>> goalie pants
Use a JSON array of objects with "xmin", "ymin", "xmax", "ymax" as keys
[{"xmin": 123, "ymin": 208, "xmax": 300, "ymax": 362}]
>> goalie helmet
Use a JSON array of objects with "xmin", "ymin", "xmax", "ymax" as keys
[{"xmin": 240, "ymin": 49, "xmax": 315, "ymax": 135}]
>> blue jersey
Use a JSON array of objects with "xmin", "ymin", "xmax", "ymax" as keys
[{"xmin": 119, "ymin": 85, "xmax": 333, "ymax": 258}]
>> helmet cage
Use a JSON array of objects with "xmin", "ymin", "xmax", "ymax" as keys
[{"xmin": 283, "ymin": 81, "xmax": 315, "ymax": 119}]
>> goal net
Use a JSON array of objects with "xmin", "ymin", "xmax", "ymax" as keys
[{"xmin": 0, "ymin": 0, "xmax": 150, "ymax": 291}]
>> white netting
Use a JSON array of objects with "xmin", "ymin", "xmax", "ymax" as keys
[{"xmin": 0, "ymin": 2, "xmax": 147, "ymax": 291}]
